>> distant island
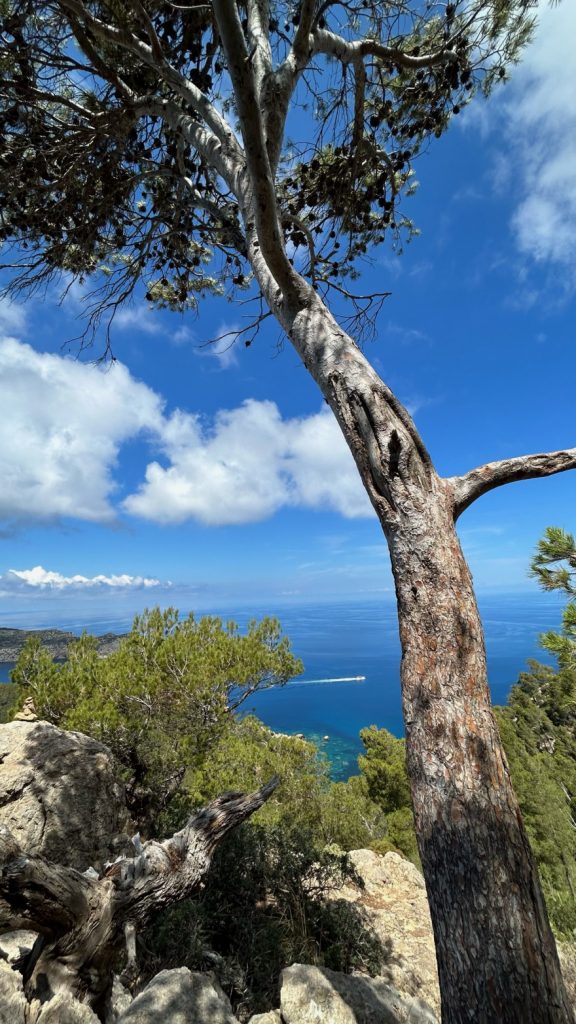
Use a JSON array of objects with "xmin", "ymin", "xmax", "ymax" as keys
[{"xmin": 0, "ymin": 628, "xmax": 124, "ymax": 662}]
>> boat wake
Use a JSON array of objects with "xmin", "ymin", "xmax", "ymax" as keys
[{"xmin": 290, "ymin": 675, "xmax": 366, "ymax": 686}]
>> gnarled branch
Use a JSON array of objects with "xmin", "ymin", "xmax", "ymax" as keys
[
  {"xmin": 449, "ymin": 448, "xmax": 576, "ymax": 520},
  {"xmin": 0, "ymin": 777, "xmax": 279, "ymax": 975}
]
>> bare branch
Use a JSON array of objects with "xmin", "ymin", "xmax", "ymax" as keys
[
  {"xmin": 311, "ymin": 27, "xmax": 458, "ymax": 68},
  {"xmin": 127, "ymin": 0, "xmax": 164, "ymax": 62},
  {"xmin": 0, "ymin": 825, "xmax": 93, "ymax": 935},
  {"xmin": 211, "ymin": 0, "xmax": 303, "ymax": 299},
  {"xmin": 246, "ymin": 0, "xmax": 273, "ymax": 94},
  {"xmin": 351, "ymin": 58, "xmax": 366, "ymax": 153},
  {"xmin": 449, "ymin": 448, "xmax": 576, "ymax": 520},
  {"xmin": 0, "ymin": 778, "xmax": 279, "ymax": 942},
  {"xmin": 261, "ymin": 0, "xmax": 318, "ymax": 170}
]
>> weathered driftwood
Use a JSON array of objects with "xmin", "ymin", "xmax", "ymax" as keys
[{"xmin": 0, "ymin": 777, "xmax": 279, "ymax": 1020}]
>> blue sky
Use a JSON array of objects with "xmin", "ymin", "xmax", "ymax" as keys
[{"xmin": 0, "ymin": 1, "xmax": 574, "ymax": 625}]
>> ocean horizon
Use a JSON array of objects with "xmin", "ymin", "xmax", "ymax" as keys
[{"xmin": 0, "ymin": 592, "xmax": 563, "ymax": 779}]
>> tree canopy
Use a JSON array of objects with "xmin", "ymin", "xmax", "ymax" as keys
[
  {"xmin": 11, "ymin": 606, "xmax": 302, "ymax": 830},
  {"xmin": 0, "ymin": 0, "xmax": 535, "ymax": 342}
]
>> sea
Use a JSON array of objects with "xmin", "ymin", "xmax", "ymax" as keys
[{"xmin": 0, "ymin": 593, "xmax": 564, "ymax": 780}]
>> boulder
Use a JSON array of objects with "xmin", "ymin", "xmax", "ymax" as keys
[
  {"xmin": 330, "ymin": 851, "xmax": 440, "ymax": 1017},
  {"xmin": 0, "ymin": 929, "xmax": 37, "ymax": 965},
  {"xmin": 248, "ymin": 1014, "xmax": 283, "ymax": 1024},
  {"xmin": 0, "ymin": 720, "xmax": 131, "ymax": 871},
  {"xmin": 110, "ymin": 976, "xmax": 133, "ymax": 1020},
  {"xmin": 34, "ymin": 993, "xmax": 101, "ymax": 1024},
  {"xmin": 0, "ymin": 960, "xmax": 27, "ymax": 1024},
  {"xmin": 280, "ymin": 964, "xmax": 436, "ymax": 1024},
  {"xmin": 117, "ymin": 968, "xmax": 240, "ymax": 1024}
]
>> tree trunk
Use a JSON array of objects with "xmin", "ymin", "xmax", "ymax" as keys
[
  {"xmin": 272, "ymin": 294, "xmax": 574, "ymax": 1023},
  {"xmin": 389, "ymin": 478, "xmax": 573, "ymax": 1023},
  {"xmin": 0, "ymin": 778, "xmax": 278, "ymax": 1023}
]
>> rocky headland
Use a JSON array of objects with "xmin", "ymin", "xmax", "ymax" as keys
[{"xmin": 0, "ymin": 627, "xmax": 123, "ymax": 662}]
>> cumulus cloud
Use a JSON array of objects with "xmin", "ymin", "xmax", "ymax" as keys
[
  {"xmin": 497, "ymin": 2, "xmax": 576, "ymax": 275},
  {"xmin": 0, "ymin": 298, "xmax": 27, "ymax": 335},
  {"xmin": 0, "ymin": 336, "xmax": 163, "ymax": 525},
  {"xmin": 0, "ymin": 334, "xmax": 372, "ymax": 529},
  {"xmin": 124, "ymin": 401, "xmax": 372, "ymax": 525},
  {"xmin": 3, "ymin": 566, "xmax": 163, "ymax": 591}
]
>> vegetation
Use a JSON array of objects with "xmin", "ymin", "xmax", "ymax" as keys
[
  {"xmin": 9, "ymin": 607, "xmax": 302, "ymax": 833},
  {"xmin": 0, "ymin": 681, "xmax": 16, "ymax": 723},
  {"xmin": 4, "ymin": 526, "xmax": 576, "ymax": 1009},
  {"xmin": 3, "ymin": 2, "xmax": 576, "ymax": 1016},
  {"xmin": 140, "ymin": 825, "xmax": 387, "ymax": 1019}
]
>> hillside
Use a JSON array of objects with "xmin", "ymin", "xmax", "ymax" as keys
[{"xmin": 0, "ymin": 627, "xmax": 123, "ymax": 662}]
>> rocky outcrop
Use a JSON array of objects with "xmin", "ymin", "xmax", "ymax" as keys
[
  {"xmin": 0, "ymin": 929, "xmax": 37, "ymax": 966},
  {"xmin": 279, "ymin": 964, "xmax": 436, "ymax": 1024},
  {"xmin": 0, "ymin": 720, "xmax": 131, "ymax": 871},
  {"xmin": 330, "ymin": 850, "xmax": 440, "ymax": 1017},
  {"xmin": 117, "ymin": 968, "xmax": 239, "ymax": 1024},
  {"xmin": 33, "ymin": 994, "xmax": 101, "ymax": 1024},
  {"xmin": 0, "ymin": 960, "xmax": 28, "ymax": 1024}
]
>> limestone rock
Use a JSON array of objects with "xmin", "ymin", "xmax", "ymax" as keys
[
  {"xmin": 35, "ymin": 993, "xmax": 101, "ymax": 1024},
  {"xmin": 330, "ymin": 850, "xmax": 440, "ymax": 1018},
  {"xmin": 110, "ymin": 975, "xmax": 133, "ymax": 1020},
  {"xmin": 0, "ymin": 929, "xmax": 37, "ymax": 965},
  {"xmin": 0, "ymin": 960, "xmax": 27, "ymax": 1024},
  {"xmin": 0, "ymin": 720, "xmax": 131, "ymax": 871},
  {"xmin": 248, "ymin": 1014, "xmax": 283, "ymax": 1023},
  {"xmin": 118, "ymin": 968, "xmax": 240, "ymax": 1024},
  {"xmin": 280, "ymin": 964, "xmax": 436, "ymax": 1024},
  {"xmin": 13, "ymin": 696, "xmax": 37, "ymax": 722}
]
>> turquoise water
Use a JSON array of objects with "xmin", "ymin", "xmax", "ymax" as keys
[{"xmin": 0, "ymin": 594, "xmax": 562, "ymax": 779}]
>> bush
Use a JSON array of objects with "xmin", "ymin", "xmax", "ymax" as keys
[
  {"xmin": 141, "ymin": 823, "xmax": 388, "ymax": 1020},
  {"xmin": 10, "ymin": 608, "xmax": 302, "ymax": 833}
]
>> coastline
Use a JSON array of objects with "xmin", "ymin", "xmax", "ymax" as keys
[{"xmin": 0, "ymin": 627, "xmax": 124, "ymax": 662}]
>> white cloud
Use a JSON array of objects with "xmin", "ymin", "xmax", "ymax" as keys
[
  {"xmin": 495, "ymin": 2, "xmax": 576, "ymax": 275},
  {"xmin": 0, "ymin": 336, "xmax": 163, "ymax": 524},
  {"xmin": 0, "ymin": 335, "xmax": 372, "ymax": 529},
  {"xmin": 0, "ymin": 298, "xmax": 27, "ymax": 335},
  {"xmin": 114, "ymin": 303, "xmax": 164, "ymax": 335},
  {"xmin": 3, "ymin": 566, "xmax": 163, "ymax": 591},
  {"xmin": 124, "ymin": 401, "xmax": 373, "ymax": 525},
  {"xmin": 194, "ymin": 322, "xmax": 240, "ymax": 369}
]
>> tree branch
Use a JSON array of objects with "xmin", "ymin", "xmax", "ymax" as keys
[
  {"xmin": 261, "ymin": 0, "xmax": 317, "ymax": 171},
  {"xmin": 58, "ymin": 0, "xmax": 242, "ymax": 161},
  {"xmin": 449, "ymin": 448, "xmax": 576, "ymax": 520},
  {"xmin": 311, "ymin": 28, "xmax": 457, "ymax": 68},
  {"xmin": 0, "ymin": 778, "xmax": 280, "ymax": 944},
  {"xmin": 212, "ymin": 0, "xmax": 304, "ymax": 299},
  {"xmin": 246, "ymin": 0, "xmax": 273, "ymax": 94},
  {"xmin": 0, "ymin": 826, "xmax": 93, "ymax": 935}
]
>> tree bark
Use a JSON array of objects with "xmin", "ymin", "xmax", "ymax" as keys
[
  {"xmin": 389, "ymin": 481, "xmax": 573, "ymax": 1023},
  {"xmin": 272, "ymin": 295, "xmax": 574, "ymax": 1023},
  {"xmin": 0, "ymin": 778, "xmax": 279, "ymax": 1022}
]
